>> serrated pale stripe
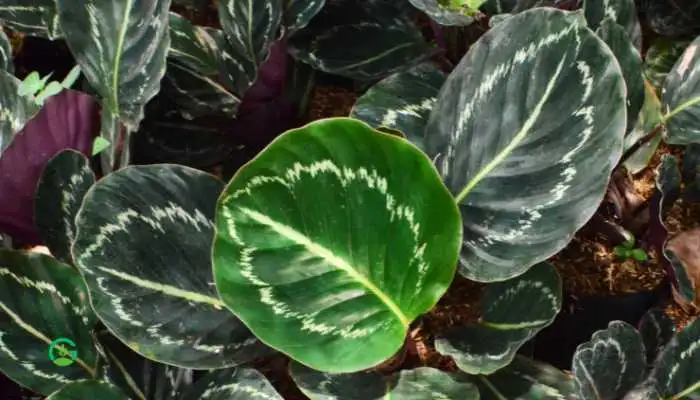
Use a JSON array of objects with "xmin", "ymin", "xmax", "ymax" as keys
[
  {"xmin": 202, "ymin": 383, "xmax": 278, "ymax": 399},
  {"xmin": 237, "ymin": 207, "xmax": 410, "ymax": 328}
]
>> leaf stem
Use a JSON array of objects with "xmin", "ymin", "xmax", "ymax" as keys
[{"xmin": 618, "ymin": 123, "xmax": 664, "ymax": 166}]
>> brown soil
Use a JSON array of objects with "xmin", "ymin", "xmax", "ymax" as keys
[{"xmin": 308, "ymin": 86, "xmax": 358, "ymax": 120}]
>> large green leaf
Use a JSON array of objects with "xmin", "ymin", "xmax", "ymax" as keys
[
  {"xmin": 291, "ymin": 364, "xmax": 479, "ymax": 399},
  {"xmin": 424, "ymin": 8, "xmax": 626, "ymax": 282},
  {"xmin": 0, "ymin": 1, "xmax": 62, "ymax": 39},
  {"xmin": 180, "ymin": 368, "xmax": 283, "ymax": 400},
  {"xmin": 584, "ymin": 0, "xmax": 641, "ymax": 49},
  {"xmin": 572, "ymin": 321, "xmax": 646, "ymax": 399},
  {"xmin": 0, "ymin": 250, "xmax": 98, "ymax": 395},
  {"xmin": 55, "ymin": 0, "xmax": 171, "ymax": 171},
  {"xmin": 661, "ymin": 36, "xmax": 700, "ymax": 145},
  {"xmin": 288, "ymin": 0, "xmax": 432, "ymax": 80},
  {"xmin": 34, "ymin": 150, "xmax": 96, "ymax": 265},
  {"xmin": 644, "ymin": 38, "xmax": 691, "ymax": 95},
  {"xmin": 213, "ymin": 117, "xmax": 462, "ymax": 373},
  {"xmin": 167, "ymin": 12, "xmax": 219, "ymax": 75},
  {"xmin": 475, "ymin": 355, "xmax": 577, "ymax": 399},
  {"xmin": 46, "ymin": 380, "xmax": 129, "ymax": 400},
  {"xmin": 72, "ymin": 164, "xmax": 268, "ymax": 369},
  {"xmin": 650, "ymin": 317, "xmax": 700, "ymax": 398},
  {"xmin": 0, "ymin": 69, "xmax": 37, "ymax": 155},
  {"xmin": 350, "ymin": 62, "xmax": 446, "ymax": 151},
  {"xmin": 595, "ymin": 18, "xmax": 644, "ymax": 134},
  {"xmin": 0, "ymin": 29, "xmax": 13, "ymax": 73},
  {"xmin": 435, "ymin": 262, "xmax": 562, "ymax": 374}
]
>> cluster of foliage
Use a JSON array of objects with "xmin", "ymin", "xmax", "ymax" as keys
[{"xmin": 0, "ymin": 0, "xmax": 699, "ymax": 398}]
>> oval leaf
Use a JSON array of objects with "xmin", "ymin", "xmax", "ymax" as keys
[
  {"xmin": 435, "ymin": 262, "xmax": 562, "ymax": 374},
  {"xmin": 651, "ymin": 317, "xmax": 700, "ymax": 398},
  {"xmin": 34, "ymin": 150, "xmax": 96, "ymax": 265},
  {"xmin": 476, "ymin": 355, "xmax": 577, "ymax": 399},
  {"xmin": 350, "ymin": 62, "xmax": 446, "ymax": 151},
  {"xmin": 0, "ymin": 250, "xmax": 97, "ymax": 395},
  {"xmin": 284, "ymin": 0, "xmax": 325, "ymax": 31},
  {"xmin": 56, "ymin": 0, "xmax": 171, "ymax": 170},
  {"xmin": 288, "ymin": 0, "xmax": 432, "ymax": 80},
  {"xmin": 291, "ymin": 363, "xmax": 478, "ymax": 400},
  {"xmin": 73, "ymin": 164, "xmax": 268, "ymax": 368},
  {"xmin": 213, "ymin": 117, "xmax": 462, "ymax": 373},
  {"xmin": 662, "ymin": 36, "xmax": 700, "ymax": 145},
  {"xmin": 46, "ymin": 380, "xmax": 128, "ymax": 400},
  {"xmin": 0, "ymin": 89, "xmax": 95, "ymax": 245},
  {"xmin": 424, "ymin": 8, "xmax": 626, "ymax": 282},
  {"xmin": 572, "ymin": 321, "xmax": 646, "ymax": 399},
  {"xmin": 181, "ymin": 368, "xmax": 283, "ymax": 400}
]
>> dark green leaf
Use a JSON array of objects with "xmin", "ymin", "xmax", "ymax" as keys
[
  {"xmin": 180, "ymin": 368, "xmax": 283, "ymax": 400},
  {"xmin": 291, "ymin": 364, "xmax": 479, "ymax": 399},
  {"xmin": 595, "ymin": 18, "xmax": 644, "ymax": 133},
  {"xmin": 644, "ymin": 38, "xmax": 691, "ymax": 95},
  {"xmin": 661, "ymin": 37, "xmax": 700, "ymax": 145},
  {"xmin": 166, "ymin": 12, "xmax": 240, "ymax": 119},
  {"xmin": 284, "ymin": 0, "xmax": 325, "ymax": 31},
  {"xmin": 73, "ymin": 164, "xmax": 268, "ymax": 368},
  {"xmin": 638, "ymin": 308, "xmax": 676, "ymax": 367},
  {"xmin": 0, "ymin": 250, "xmax": 98, "ymax": 395},
  {"xmin": 56, "ymin": 0, "xmax": 171, "ymax": 170},
  {"xmin": 0, "ymin": 69, "xmax": 37, "ymax": 154},
  {"xmin": 666, "ymin": 229, "xmax": 700, "ymax": 310},
  {"xmin": 651, "ymin": 317, "xmax": 700, "ymax": 398},
  {"xmin": 424, "ymin": 8, "xmax": 626, "ymax": 281},
  {"xmin": 584, "ymin": 0, "xmax": 641, "ymax": 49},
  {"xmin": 350, "ymin": 62, "xmax": 446, "ymax": 151},
  {"xmin": 0, "ymin": 29, "xmax": 13, "ymax": 73},
  {"xmin": 435, "ymin": 262, "xmax": 562, "ymax": 374},
  {"xmin": 213, "ymin": 117, "xmax": 462, "ymax": 373},
  {"xmin": 476, "ymin": 355, "xmax": 577, "ymax": 399},
  {"xmin": 46, "ymin": 380, "xmax": 129, "ymax": 400},
  {"xmin": 0, "ymin": 1, "xmax": 62, "ymax": 39},
  {"xmin": 34, "ymin": 150, "xmax": 95, "ymax": 265},
  {"xmin": 572, "ymin": 321, "xmax": 646, "ymax": 399},
  {"xmin": 289, "ymin": 0, "xmax": 432, "ymax": 80}
]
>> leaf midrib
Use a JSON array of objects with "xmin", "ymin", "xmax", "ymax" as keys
[
  {"xmin": 112, "ymin": 0, "xmax": 134, "ymax": 114},
  {"xmin": 454, "ymin": 56, "xmax": 568, "ymax": 204},
  {"xmin": 238, "ymin": 206, "xmax": 411, "ymax": 328}
]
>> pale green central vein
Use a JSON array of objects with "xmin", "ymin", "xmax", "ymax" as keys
[
  {"xmin": 239, "ymin": 207, "xmax": 411, "ymax": 328},
  {"xmin": 333, "ymin": 42, "xmax": 417, "ymax": 73},
  {"xmin": 96, "ymin": 266, "xmax": 225, "ymax": 308},
  {"xmin": 0, "ymin": 301, "xmax": 96, "ymax": 377},
  {"xmin": 662, "ymin": 95, "xmax": 700, "ymax": 125},
  {"xmin": 478, "ymin": 376, "xmax": 507, "ymax": 400},
  {"xmin": 671, "ymin": 380, "xmax": 700, "ymax": 400},
  {"xmin": 454, "ymin": 56, "xmax": 568, "ymax": 204},
  {"xmin": 480, "ymin": 319, "xmax": 549, "ymax": 330},
  {"xmin": 112, "ymin": 0, "xmax": 134, "ymax": 114},
  {"xmin": 247, "ymin": 0, "xmax": 256, "ymax": 66}
]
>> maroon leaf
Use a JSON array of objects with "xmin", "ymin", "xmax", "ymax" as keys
[{"xmin": 0, "ymin": 90, "xmax": 99, "ymax": 245}]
